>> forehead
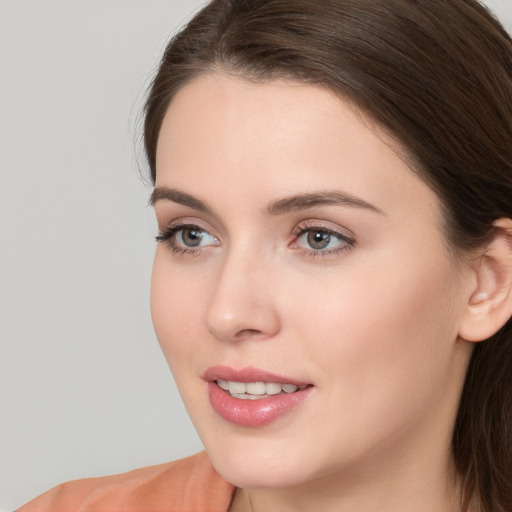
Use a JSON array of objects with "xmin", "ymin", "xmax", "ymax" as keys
[{"xmin": 155, "ymin": 72, "xmax": 441, "ymax": 225}]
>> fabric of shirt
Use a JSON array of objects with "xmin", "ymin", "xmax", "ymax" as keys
[{"xmin": 17, "ymin": 451, "xmax": 236, "ymax": 512}]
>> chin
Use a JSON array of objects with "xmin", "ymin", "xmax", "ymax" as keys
[
  {"xmin": 201, "ymin": 432, "xmax": 323, "ymax": 489},
  {"xmin": 213, "ymin": 453, "xmax": 308, "ymax": 489}
]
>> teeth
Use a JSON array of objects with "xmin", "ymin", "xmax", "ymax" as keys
[
  {"xmin": 229, "ymin": 381, "xmax": 246, "ymax": 394},
  {"xmin": 246, "ymin": 382, "xmax": 266, "ymax": 395},
  {"xmin": 231, "ymin": 392, "xmax": 266, "ymax": 400},
  {"xmin": 265, "ymin": 382, "xmax": 282, "ymax": 395},
  {"xmin": 216, "ymin": 380, "xmax": 307, "ymax": 398},
  {"xmin": 217, "ymin": 379, "xmax": 230, "ymax": 391}
]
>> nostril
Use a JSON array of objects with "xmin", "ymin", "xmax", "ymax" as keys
[{"xmin": 234, "ymin": 328, "xmax": 265, "ymax": 340}]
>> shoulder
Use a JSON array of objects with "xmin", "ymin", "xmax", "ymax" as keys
[{"xmin": 17, "ymin": 451, "xmax": 235, "ymax": 512}]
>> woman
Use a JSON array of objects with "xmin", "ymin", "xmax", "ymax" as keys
[{"xmin": 19, "ymin": 0, "xmax": 512, "ymax": 511}]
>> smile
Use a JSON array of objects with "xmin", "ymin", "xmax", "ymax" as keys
[
  {"xmin": 216, "ymin": 379, "xmax": 308, "ymax": 399},
  {"xmin": 204, "ymin": 366, "xmax": 314, "ymax": 426}
]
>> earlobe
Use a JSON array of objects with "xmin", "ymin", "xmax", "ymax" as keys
[{"xmin": 459, "ymin": 218, "xmax": 512, "ymax": 343}]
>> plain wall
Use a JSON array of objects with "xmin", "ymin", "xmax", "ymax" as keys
[
  {"xmin": 1, "ymin": 1, "xmax": 511, "ymax": 510},
  {"xmin": 0, "ymin": 2, "xmax": 207, "ymax": 510}
]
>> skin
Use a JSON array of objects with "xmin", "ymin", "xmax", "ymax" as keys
[{"xmin": 150, "ymin": 73, "xmax": 477, "ymax": 512}]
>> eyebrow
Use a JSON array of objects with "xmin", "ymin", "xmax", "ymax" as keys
[
  {"xmin": 150, "ymin": 187, "xmax": 214, "ymax": 214},
  {"xmin": 150, "ymin": 186, "xmax": 383, "ymax": 216},
  {"xmin": 265, "ymin": 190, "xmax": 384, "ymax": 216}
]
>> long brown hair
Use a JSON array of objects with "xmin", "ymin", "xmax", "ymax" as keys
[{"xmin": 143, "ymin": 1, "xmax": 512, "ymax": 510}]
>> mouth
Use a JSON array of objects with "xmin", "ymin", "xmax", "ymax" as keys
[
  {"xmin": 216, "ymin": 379, "xmax": 309, "ymax": 399},
  {"xmin": 203, "ymin": 366, "xmax": 314, "ymax": 426}
]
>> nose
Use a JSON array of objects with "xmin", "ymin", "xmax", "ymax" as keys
[{"xmin": 204, "ymin": 251, "xmax": 281, "ymax": 343}]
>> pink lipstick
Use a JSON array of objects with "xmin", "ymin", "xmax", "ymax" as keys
[{"xmin": 204, "ymin": 366, "xmax": 314, "ymax": 427}]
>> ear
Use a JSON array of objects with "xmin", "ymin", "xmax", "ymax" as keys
[{"xmin": 458, "ymin": 218, "xmax": 512, "ymax": 343}]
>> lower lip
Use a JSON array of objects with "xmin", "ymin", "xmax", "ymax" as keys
[{"xmin": 207, "ymin": 382, "xmax": 314, "ymax": 427}]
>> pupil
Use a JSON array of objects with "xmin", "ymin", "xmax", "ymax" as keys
[
  {"xmin": 183, "ymin": 228, "xmax": 202, "ymax": 247},
  {"xmin": 308, "ymin": 230, "xmax": 330, "ymax": 249}
]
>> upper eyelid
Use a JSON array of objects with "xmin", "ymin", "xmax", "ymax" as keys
[
  {"xmin": 153, "ymin": 201, "xmax": 226, "ymax": 234},
  {"xmin": 158, "ymin": 217, "xmax": 217, "ymax": 235},
  {"xmin": 294, "ymin": 219, "xmax": 355, "ymax": 238},
  {"xmin": 295, "ymin": 223, "xmax": 349, "ymax": 235}
]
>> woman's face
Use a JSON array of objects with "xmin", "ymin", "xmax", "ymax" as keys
[{"xmin": 151, "ymin": 73, "xmax": 474, "ymax": 489}]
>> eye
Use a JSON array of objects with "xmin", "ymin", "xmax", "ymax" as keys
[
  {"xmin": 156, "ymin": 223, "xmax": 219, "ymax": 253},
  {"xmin": 301, "ymin": 230, "xmax": 338, "ymax": 250},
  {"xmin": 291, "ymin": 223, "xmax": 355, "ymax": 255},
  {"xmin": 175, "ymin": 226, "xmax": 216, "ymax": 248}
]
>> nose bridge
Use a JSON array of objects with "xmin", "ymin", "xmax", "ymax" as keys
[{"xmin": 204, "ymin": 242, "xmax": 280, "ymax": 342}]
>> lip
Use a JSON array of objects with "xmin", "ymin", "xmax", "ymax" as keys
[
  {"xmin": 203, "ymin": 365, "xmax": 309, "ymax": 386},
  {"xmin": 204, "ymin": 366, "xmax": 314, "ymax": 427}
]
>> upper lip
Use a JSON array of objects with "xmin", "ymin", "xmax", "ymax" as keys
[{"xmin": 203, "ymin": 365, "xmax": 310, "ymax": 386}]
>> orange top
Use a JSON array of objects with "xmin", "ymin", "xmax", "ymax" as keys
[{"xmin": 17, "ymin": 451, "xmax": 236, "ymax": 512}]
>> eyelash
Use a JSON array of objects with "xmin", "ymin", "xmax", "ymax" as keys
[
  {"xmin": 155, "ymin": 222, "xmax": 356, "ymax": 258},
  {"xmin": 155, "ymin": 223, "xmax": 215, "ymax": 256},
  {"xmin": 291, "ymin": 222, "xmax": 356, "ymax": 258}
]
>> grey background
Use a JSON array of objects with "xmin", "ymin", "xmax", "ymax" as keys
[{"xmin": 1, "ymin": 1, "xmax": 511, "ymax": 510}]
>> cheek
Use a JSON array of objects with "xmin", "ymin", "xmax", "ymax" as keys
[
  {"xmin": 150, "ymin": 251, "xmax": 204, "ymax": 372},
  {"xmin": 265, "ymin": 248, "xmax": 465, "ymax": 472},
  {"xmin": 287, "ymin": 245, "xmax": 462, "ymax": 409}
]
